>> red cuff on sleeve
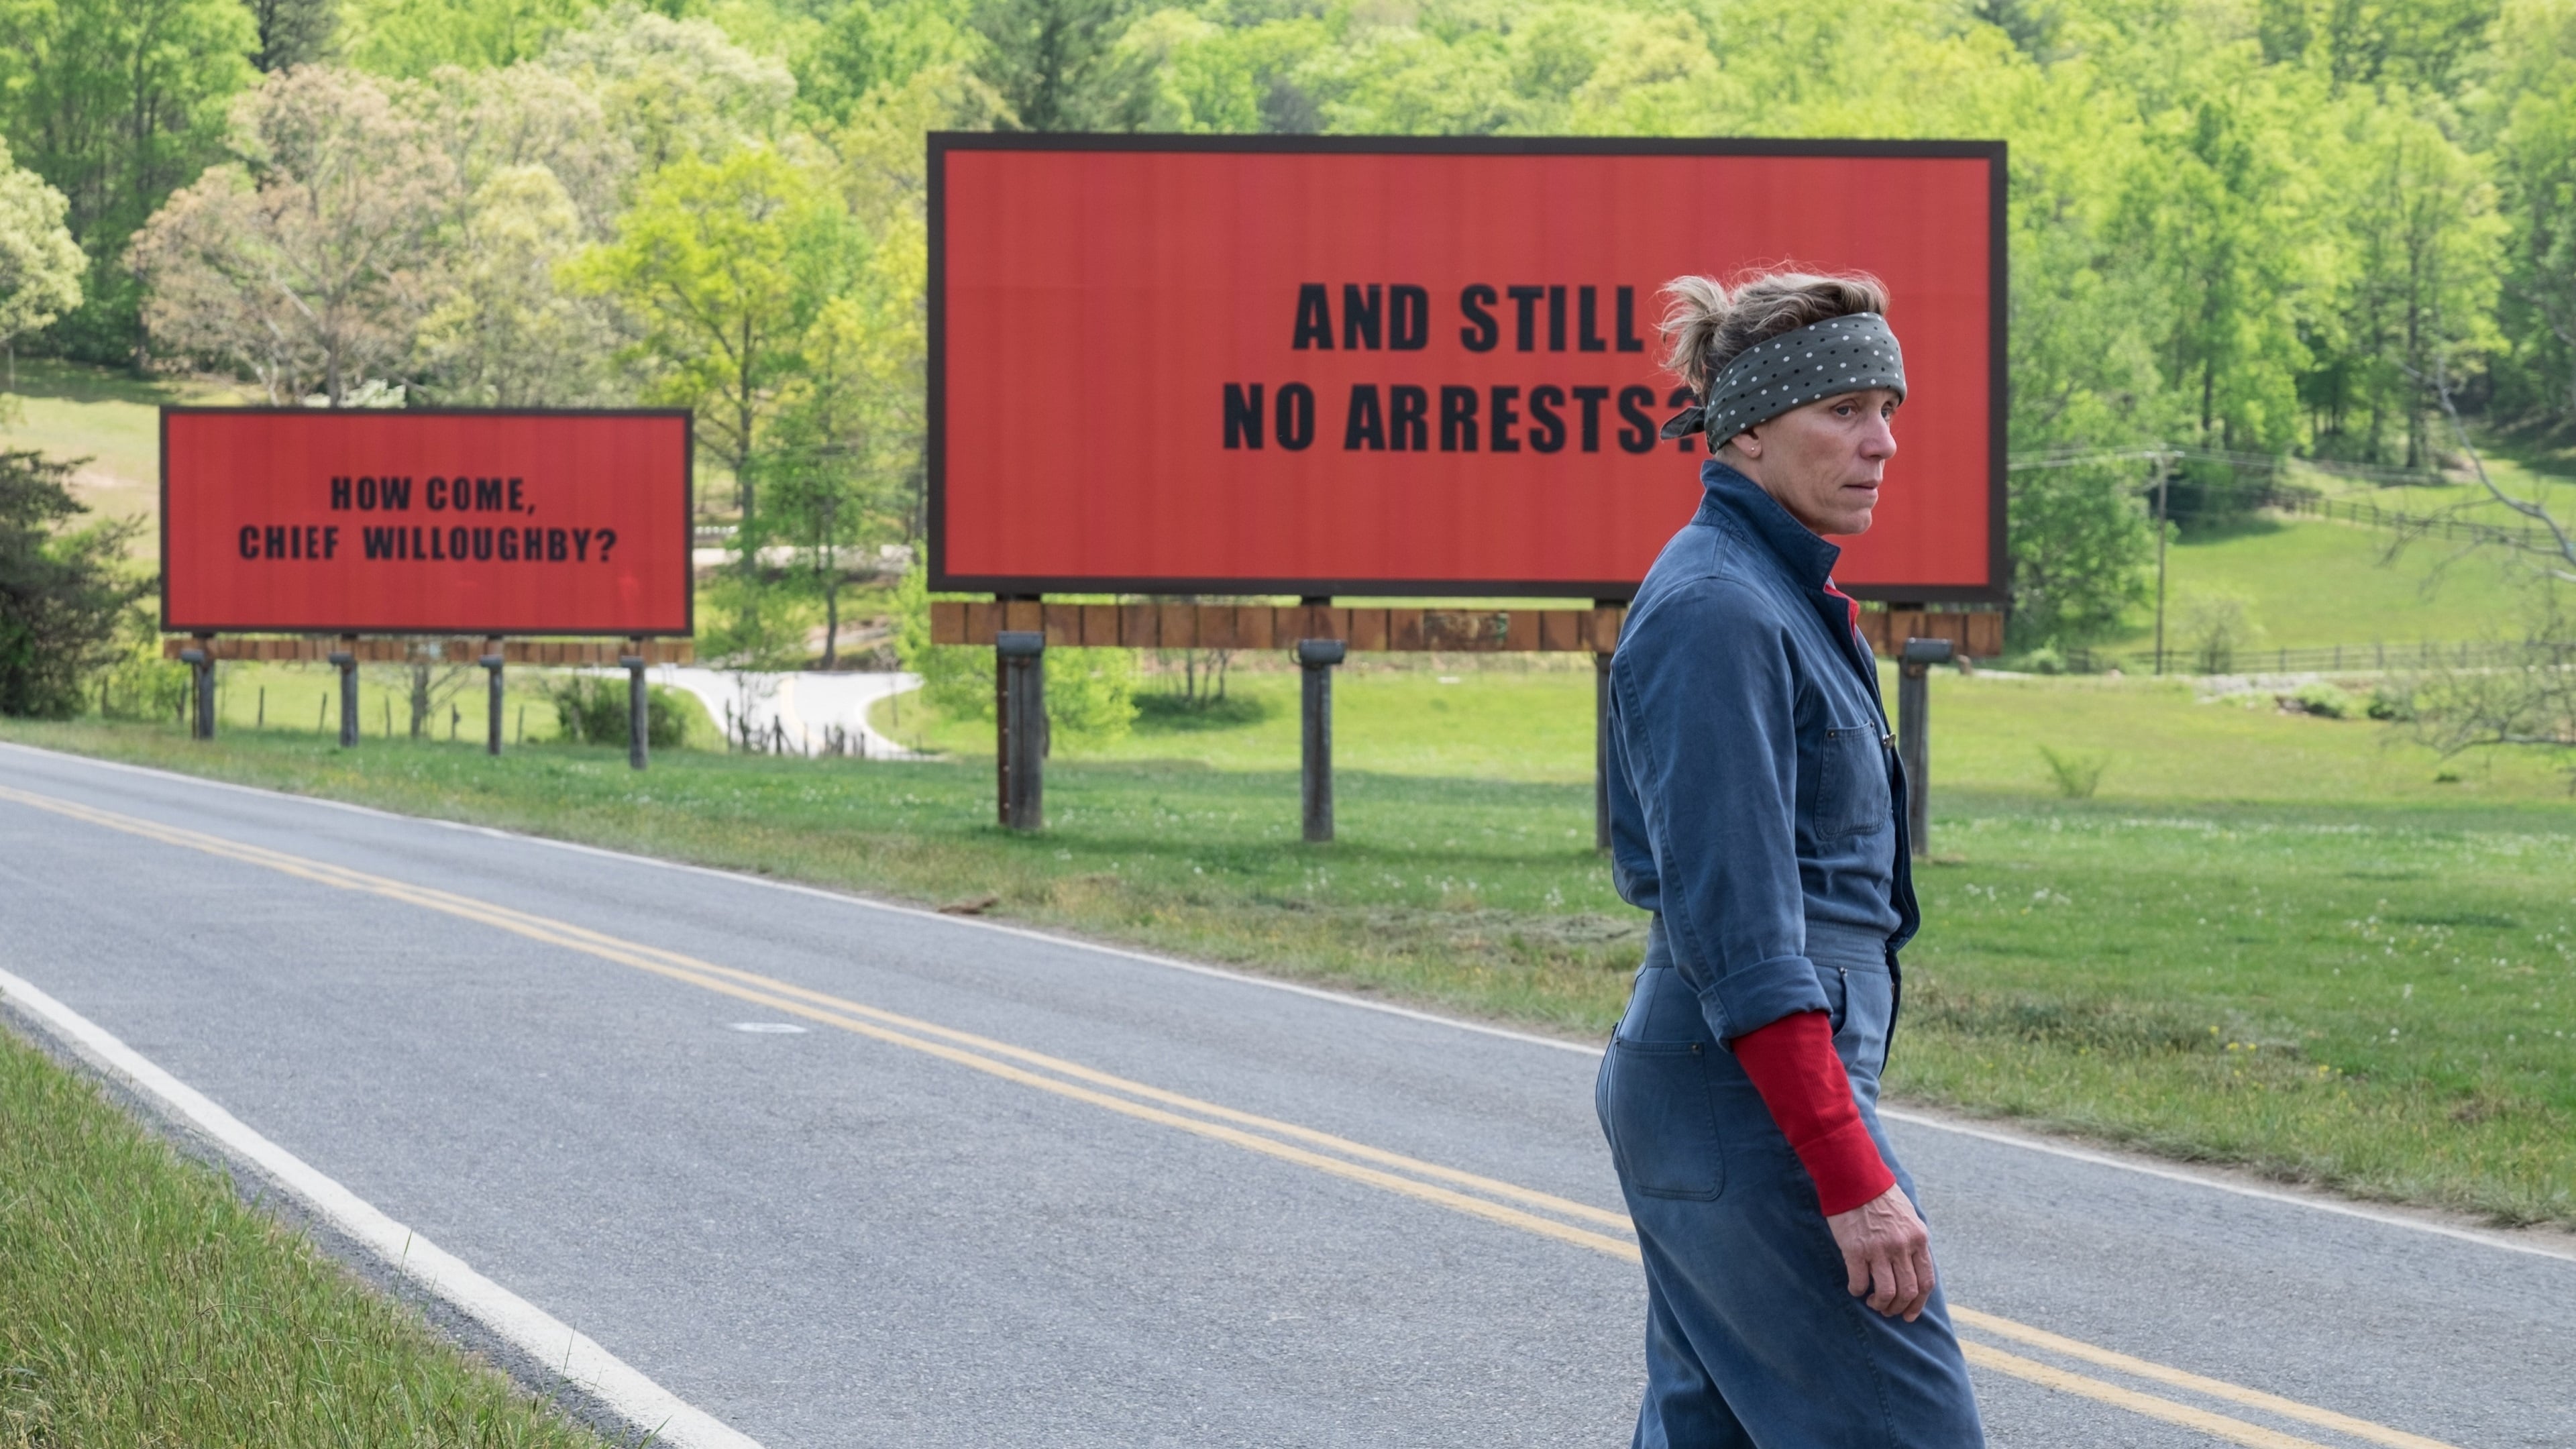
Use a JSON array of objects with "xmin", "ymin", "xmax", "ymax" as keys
[{"xmin": 1730, "ymin": 1010, "xmax": 1896, "ymax": 1216}]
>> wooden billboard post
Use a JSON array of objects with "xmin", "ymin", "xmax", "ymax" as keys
[
  {"xmin": 1897, "ymin": 637, "xmax": 1954, "ymax": 857},
  {"xmin": 620, "ymin": 637, "xmax": 648, "ymax": 771},
  {"xmin": 996, "ymin": 630, "xmax": 1046, "ymax": 830},
  {"xmin": 1295, "ymin": 638, "xmax": 1346, "ymax": 843},
  {"xmin": 179, "ymin": 636, "xmax": 214, "ymax": 739},
  {"xmin": 480, "ymin": 637, "xmax": 505, "ymax": 756}
]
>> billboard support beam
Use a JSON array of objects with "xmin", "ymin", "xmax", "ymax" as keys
[
  {"xmin": 620, "ymin": 639, "xmax": 648, "ymax": 771},
  {"xmin": 1295, "ymin": 639, "xmax": 1345, "ymax": 843},
  {"xmin": 480, "ymin": 637, "xmax": 505, "ymax": 757},
  {"xmin": 329, "ymin": 639, "xmax": 357, "ymax": 747},
  {"xmin": 1594, "ymin": 652, "xmax": 1613, "ymax": 853},
  {"xmin": 996, "ymin": 631, "xmax": 1045, "ymax": 830},
  {"xmin": 179, "ymin": 637, "xmax": 213, "ymax": 740},
  {"xmin": 1898, "ymin": 637, "xmax": 1954, "ymax": 858}
]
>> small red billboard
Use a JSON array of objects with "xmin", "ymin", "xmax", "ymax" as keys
[
  {"xmin": 162, "ymin": 409, "xmax": 693, "ymax": 635},
  {"xmin": 930, "ymin": 136, "xmax": 2004, "ymax": 600}
]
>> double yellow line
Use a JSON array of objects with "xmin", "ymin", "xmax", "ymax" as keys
[{"xmin": 0, "ymin": 784, "xmax": 2457, "ymax": 1449}]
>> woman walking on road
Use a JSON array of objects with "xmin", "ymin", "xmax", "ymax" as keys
[{"xmin": 1596, "ymin": 269, "xmax": 1986, "ymax": 1447}]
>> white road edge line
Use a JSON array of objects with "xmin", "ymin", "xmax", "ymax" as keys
[
  {"xmin": 0, "ymin": 963, "xmax": 764, "ymax": 1449},
  {"xmin": 9, "ymin": 740, "xmax": 2575, "ymax": 1267}
]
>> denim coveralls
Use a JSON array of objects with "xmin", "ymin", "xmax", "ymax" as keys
[{"xmin": 1597, "ymin": 462, "xmax": 1985, "ymax": 1447}]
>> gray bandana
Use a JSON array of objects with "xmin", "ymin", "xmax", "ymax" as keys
[{"xmin": 1660, "ymin": 313, "xmax": 1907, "ymax": 452}]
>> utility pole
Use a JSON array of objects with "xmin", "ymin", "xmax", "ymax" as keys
[{"xmin": 2153, "ymin": 452, "xmax": 2174, "ymax": 676}]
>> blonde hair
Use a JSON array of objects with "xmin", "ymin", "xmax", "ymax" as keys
[{"xmin": 1659, "ymin": 269, "xmax": 1891, "ymax": 398}]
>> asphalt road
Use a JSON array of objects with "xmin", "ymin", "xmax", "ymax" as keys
[{"xmin": 1, "ymin": 741, "xmax": 2568, "ymax": 1449}]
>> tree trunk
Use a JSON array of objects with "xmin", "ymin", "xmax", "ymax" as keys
[{"xmin": 822, "ymin": 567, "xmax": 840, "ymax": 669}]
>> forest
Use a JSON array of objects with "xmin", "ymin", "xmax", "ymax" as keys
[{"xmin": 3, "ymin": 0, "xmax": 2573, "ymax": 653}]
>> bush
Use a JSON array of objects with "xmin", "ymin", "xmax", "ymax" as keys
[
  {"xmin": 2289, "ymin": 681, "xmax": 2353, "ymax": 718},
  {"xmin": 542, "ymin": 676, "xmax": 690, "ymax": 749},
  {"xmin": 93, "ymin": 634, "xmax": 190, "ymax": 722},
  {"xmin": 2366, "ymin": 684, "xmax": 2416, "ymax": 721},
  {"xmin": 2013, "ymin": 645, "xmax": 2068, "ymax": 676},
  {"xmin": 2037, "ymin": 745, "xmax": 2110, "ymax": 798},
  {"xmin": 0, "ymin": 450, "xmax": 150, "ymax": 718},
  {"xmin": 890, "ymin": 561, "xmax": 1138, "ymax": 749}
]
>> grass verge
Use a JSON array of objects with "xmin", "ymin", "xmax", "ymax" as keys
[
  {"xmin": 3, "ymin": 696, "xmax": 2569, "ymax": 1231},
  {"xmin": 0, "ymin": 1024, "xmax": 611, "ymax": 1447}
]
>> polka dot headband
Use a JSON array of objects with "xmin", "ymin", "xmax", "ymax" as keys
[{"xmin": 1659, "ymin": 313, "xmax": 1907, "ymax": 452}]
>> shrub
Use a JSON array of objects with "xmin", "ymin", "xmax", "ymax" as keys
[
  {"xmin": 2290, "ymin": 682, "xmax": 2353, "ymax": 718},
  {"xmin": 2366, "ymin": 684, "xmax": 2416, "ymax": 721},
  {"xmin": 0, "ymin": 450, "xmax": 150, "ymax": 718},
  {"xmin": 2037, "ymin": 744, "xmax": 2110, "ymax": 798},
  {"xmin": 542, "ymin": 676, "xmax": 690, "ymax": 749},
  {"xmin": 2015, "ymin": 645, "xmax": 2067, "ymax": 676}
]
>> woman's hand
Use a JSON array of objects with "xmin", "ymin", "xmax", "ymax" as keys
[{"xmin": 1827, "ymin": 1183, "xmax": 1936, "ymax": 1321}]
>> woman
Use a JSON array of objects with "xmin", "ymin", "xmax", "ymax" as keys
[{"xmin": 1597, "ymin": 269, "xmax": 1986, "ymax": 1448}]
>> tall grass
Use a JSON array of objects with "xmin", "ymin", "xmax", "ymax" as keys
[{"xmin": 0, "ymin": 1030, "xmax": 614, "ymax": 1448}]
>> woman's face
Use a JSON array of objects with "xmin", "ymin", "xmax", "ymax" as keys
[{"xmin": 1723, "ymin": 388, "xmax": 1902, "ymax": 537}]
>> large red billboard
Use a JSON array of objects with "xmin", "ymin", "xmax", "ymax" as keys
[
  {"xmin": 162, "ymin": 409, "xmax": 693, "ymax": 635},
  {"xmin": 930, "ymin": 136, "xmax": 2004, "ymax": 601}
]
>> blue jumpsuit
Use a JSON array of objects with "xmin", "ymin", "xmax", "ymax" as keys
[{"xmin": 1598, "ymin": 462, "xmax": 1985, "ymax": 1447}]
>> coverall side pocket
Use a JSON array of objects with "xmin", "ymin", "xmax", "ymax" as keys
[{"xmin": 1603, "ymin": 1039, "xmax": 1727, "ymax": 1201}]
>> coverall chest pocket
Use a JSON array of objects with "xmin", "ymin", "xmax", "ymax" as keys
[
  {"xmin": 1810, "ymin": 725, "xmax": 1891, "ymax": 838},
  {"xmin": 1601, "ymin": 1040, "xmax": 1727, "ymax": 1201}
]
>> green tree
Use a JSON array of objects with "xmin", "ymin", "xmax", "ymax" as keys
[
  {"xmin": 0, "ymin": 139, "xmax": 87, "ymax": 383},
  {"xmin": 570, "ymin": 142, "xmax": 854, "ymax": 532},
  {"xmin": 0, "ymin": 0, "xmax": 257, "ymax": 362},
  {"xmin": 341, "ymin": 0, "xmax": 596, "ymax": 76},
  {"xmin": 540, "ymin": 4, "xmax": 794, "ymax": 170},
  {"xmin": 795, "ymin": 0, "xmax": 973, "ymax": 125},
  {"xmin": 128, "ymin": 66, "xmax": 462, "ymax": 405},
  {"xmin": 0, "ymin": 449, "xmax": 150, "ymax": 718},
  {"xmin": 2483, "ymin": 0, "xmax": 2576, "ymax": 429},
  {"xmin": 2322, "ymin": 92, "xmax": 2507, "ymax": 465},
  {"xmin": 970, "ymin": 0, "xmax": 1150, "ymax": 131},
  {"xmin": 2115, "ymin": 72, "xmax": 2322, "ymax": 453},
  {"xmin": 244, "ymin": 0, "xmax": 338, "ymax": 70},
  {"xmin": 413, "ymin": 164, "xmax": 623, "ymax": 405}
]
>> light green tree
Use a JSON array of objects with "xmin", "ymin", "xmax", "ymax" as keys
[
  {"xmin": 0, "ymin": 139, "xmax": 87, "ymax": 386},
  {"xmin": 413, "ymin": 165, "xmax": 623, "ymax": 405},
  {"xmin": 2483, "ymin": 0, "xmax": 2576, "ymax": 428},
  {"xmin": 2324, "ymin": 91, "xmax": 2508, "ymax": 465},
  {"xmin": 540, "ymin": 4, "xmax": 796, "ymax": 171},
  {"xmin": 569, "ymin": 142, "xmax": 855, "ymax": 533},
  {"xmin": 341, "ymin": 0, "xmax": 598, "ymax": 78}
]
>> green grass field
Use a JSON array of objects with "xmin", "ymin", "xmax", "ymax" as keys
[
  {"xmin": 0, "ymin": 358, "xmax": 252, "ymax": 540},
  {"xmin": 10, "ymin": 661, "xmax": 2571, "ymax": 1228},
  {"xmin": 0, "ymin": 1028, "xmax": 610, "ymax": 1447}
]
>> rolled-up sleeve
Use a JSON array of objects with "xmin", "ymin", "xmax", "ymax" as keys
[{"xmin": 1610, "ymin": 578, "xmax": 1829, "ymax": 1044}]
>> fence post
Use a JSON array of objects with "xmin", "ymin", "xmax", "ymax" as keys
[
  {"xmin": 996, "ymin": 630, "xmax": 1045, "ymax": 830},
  {"xmin": 621, "ymin": 639, "xmax": 648, "ymax": 771},
  {"xmin": 481, "ymin": 637, "xmax": 505, "ymax": 757},
  {"xmin": 1898, "ymin": 639, "xmax": 1952, "ymax": 858},
  {"xmin": 1296, "ymin": 639, "xmax": 1345, "ymax": 843}
]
